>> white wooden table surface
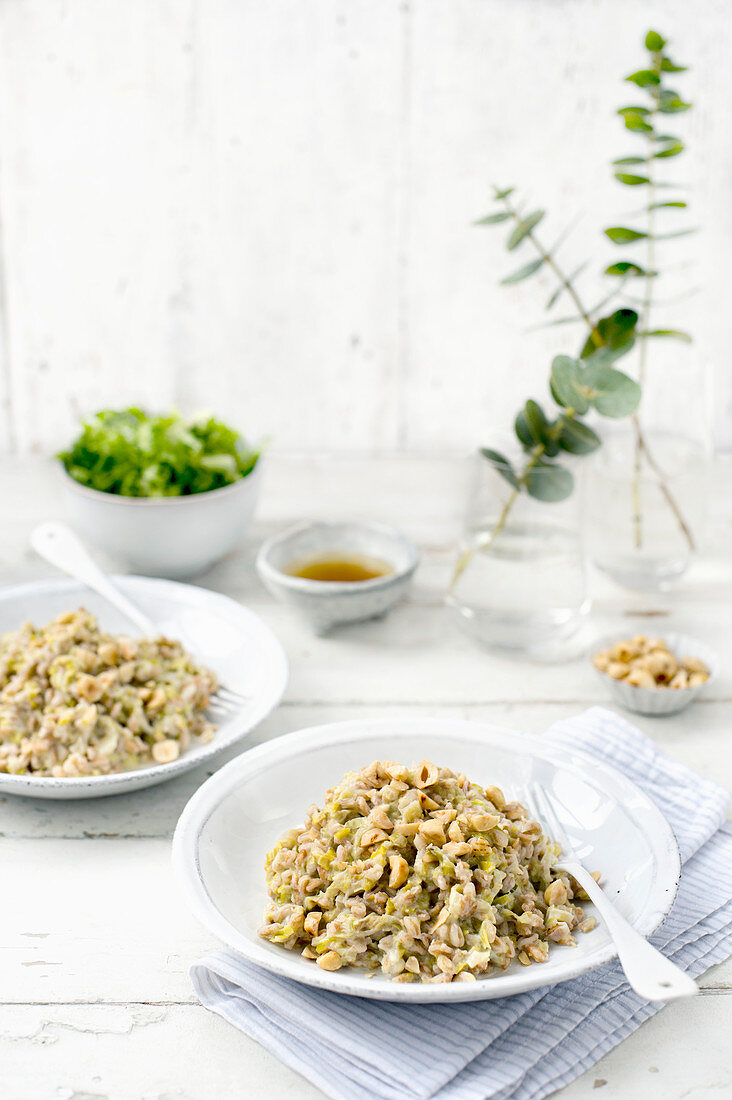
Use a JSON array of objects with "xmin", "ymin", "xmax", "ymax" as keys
[{"xmin": 3, "ymin": 455, "xmax": 731, "ymax": 1100}]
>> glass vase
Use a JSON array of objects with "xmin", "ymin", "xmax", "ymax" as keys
[
  {"xmin": 446, "ymin": 452, "xmax": 590, "ymax": 657},
  {"xmin": 583, "ymin": 426, "xmax": 708, "ymax": 591}
]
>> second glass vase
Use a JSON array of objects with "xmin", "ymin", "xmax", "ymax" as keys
[{"xmin": 583, "ymin": 427, "xmax": 707, "ymax": 591}]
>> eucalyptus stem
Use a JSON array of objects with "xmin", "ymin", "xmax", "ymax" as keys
[
  {"xmin": 625, "ymin": 51, "xmax": 696, "ymax": 554},
  {"xmin": 633, "ymin": 418, "xmax": 696, "ymax": 549},
  {"xmin": 631, "ymin": 66, "xmax": 660, "ymax": 549},
  {"xmin": 448, "ymin": 450, "xmax": 543, "ymax": 594},
  {"xmin": 501, "ymin": 198, "xmax": 603, "ymax": 350},
  {"xmin": 448, "ymin": 486, "xmax": 520, "ymax": 593}
]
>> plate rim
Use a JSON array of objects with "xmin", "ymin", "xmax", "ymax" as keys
[
  {"xmin": 0, "ymin": 575, "xmax": 289, "ymax": 797},
  {"xmin": 172, "ymin": 714, "xmax": 681, "ymax": 1003}
]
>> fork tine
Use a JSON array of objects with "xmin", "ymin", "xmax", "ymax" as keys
[
  {"xmin": 527, "ymin": 781, "xmax": 575, "ymax": 857},
  {"xmin": 215, "ymin": 686, "xmax": 248, "ymax": 704},
  {"xmin": 207, "ymin": 698, "xmax": 236, "ymax": 716},
  {"xmin": 201, "ymin": 681, "xmax": 250, "ymax": 723},
  {"xmin": 520, "ymin": 784, "xmax": 540, "ymax": 822},
  {"xmin": 520, "ymin": 784, "xmax": 548, "ymax": 835}
]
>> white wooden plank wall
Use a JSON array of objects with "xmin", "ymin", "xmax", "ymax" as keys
[{"xmin": 0, "ymin": 0, "xmax": 730, "ymax": 456}]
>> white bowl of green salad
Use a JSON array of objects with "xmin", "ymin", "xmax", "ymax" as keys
[{"xmin": 58, "ymin": 408, "xmax": 262, "ymax": 579}]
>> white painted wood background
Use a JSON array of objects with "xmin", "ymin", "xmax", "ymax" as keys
[{"xmin": 0, "ymin": 0, "xmax": 730, "ymax": 458}]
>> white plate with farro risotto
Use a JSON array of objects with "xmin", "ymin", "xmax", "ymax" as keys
[
  {"xmin": 0, "ymin": 577, "xmax": 288, "ymax": 798},
  {"xmin": 173, "ymin": 716, "xmax": 680, "ymax": 1002}
]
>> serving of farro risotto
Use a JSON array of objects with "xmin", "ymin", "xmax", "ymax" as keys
[
  {"xmin": 0, "ymin": 608, "xmax": 217, "ymax": 777},
  {"xmin": 259, "ymin": 759, "xmax": 598, "ymax": 983}
]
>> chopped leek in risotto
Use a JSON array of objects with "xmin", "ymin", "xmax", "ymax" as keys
[
  {"xmin": 0, "ymin": 609, "xmax": 217, "ymax": 777},
  {"xmin": 260, "ymin": 760, "xmax": 597, "ymax": 982}
]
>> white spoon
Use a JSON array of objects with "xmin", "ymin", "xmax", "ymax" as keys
[
  {"xmin": 525, "ymin": 780, "xmax": 698, "ymax": 1002},
  {"xmin": 30, "ymin": 521, "xmax": 245, "ymax": 719}
]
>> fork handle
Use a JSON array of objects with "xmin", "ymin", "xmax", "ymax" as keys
[
  {"xmin": 562, "ymin": 860, "xmax": 697, "ymax": 1002},
  {"xmin": 31, "ymin": 522, "xmax": 156, "ymax": 637}
]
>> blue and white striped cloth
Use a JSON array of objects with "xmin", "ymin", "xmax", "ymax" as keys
[{"xmin": 191, "ymin": 707, "xmax": 732, "ymax": 1100}]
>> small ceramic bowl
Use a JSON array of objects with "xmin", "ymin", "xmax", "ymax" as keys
[
  {"xmin": 60, "ymin": 461, "xmax": 262, "ymax": 579},
  {"xmin": 256, "ymin": 520, "xmax": 419, "ymax": 634},
  {"xmin": 590, "ymin": 631, "xmax": 719, "ymax": 717}
]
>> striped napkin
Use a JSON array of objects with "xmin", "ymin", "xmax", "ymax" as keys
[{"xmin": 191, "ymin": 707, "xmax": 732, "ymax": 1100}]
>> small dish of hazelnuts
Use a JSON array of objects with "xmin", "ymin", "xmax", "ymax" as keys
[{"xmin": 591, "ymin": 632, "xmax": 718, "ymax": 717}]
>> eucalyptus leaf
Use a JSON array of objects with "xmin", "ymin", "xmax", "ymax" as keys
[
  {"xmin": 626, "ymin": 69, "xmax": 660, "ymax": 87},
  {"xmin": 514, "ymin": 410, "xmax": 534, "ymax": 448},
  {"xmin": 645, "ymin": 30, "xmax": 666, "ymax": 52},
  {"xmin": 648, "ymin": 200, "xmax": 686, "ymax": 209},
  {"xmin": 507, "ymin": 210, "xmax": 545, "ymax": 250},
  {"xmin": 654, "ymin": 140, "xmax": 684, "ymax": 158},
  {"xmin": 524, "ymin": 399, "xmax": 559, "ymax": 456},
  {"xmin": 500, "ymin": 257, "xmax": 545, "ymax": 285},
  {"xmin": 579, "ymin": 347, "xmax": 620, "ymax": 370},
  {"xmin": 531, "ymin": 315, "xmax": 586, "ymax": 332},
  {"xmin": 605, "ymin": 261, "xmax": 647, "ymax": 276},
  {"xmin": 661, "ymin": 57, "xmax": 686, "ymax": 72},
  {"xmin": 524, "ymin": 399, "xmax": 547, "ymax": 440},
  {"xmin": 549, "ymin": 378, "xmax": 563, "ymax": 407},
  {"xmin": 658, "ymin": 89, "xmax": 691, "ymax": 113},
  {"xmin": 615, "ymin": 172, "xmax": 651, "ymax": 186},
  {"xmin": 580, "ymin": 308, "xmax": 638, "ymax": 361},
  {"xmin": 583, "ymin": 364, "xmax": 642, "ymax": 417},
  {"xmin": 546, "ymin": 221, "xmax": 577, "ymax": 255},
  {"xmin": 525, "ymin": 462, "xmax": 574, "ymax": 502},
  {"xmin": 655, "ymin": 228, "xmax": 697, "ymax": 239},
  {"xmin": 612, "ymin": 156, "xmax": 646, "ymax": 166},
  {"xmin": 557, "ymin": 416, "xmax": 601, "ymax": 455},
  {"xmin": 480, "ymin": 448, "xmax": 520, "ymax": 488},
  {"xmin": 493, "ymin": 186, "xmax": 515, "ymax": 200},
  {"xmin": 545, "ymin": 283, "xmax": 565, "ymax": 310},
  {"xmin": 603, "ymin": 307, "xmax": 640, "ymax": 343},
  {"xmin": 550, "ymin": 356, "xmax": 589, "ymax": 415},
  {"xmin": 587, "ymin": 279, "xmax": 635, "ymax": 318},
  {"xmin": 618, "ymin": 108, "xmax": 652, "ymax": 132},
  {"xmin": 474, "ymin": 212, "xmax": 511, "ymax": 225},
  {"xmin": 642, "ymin": 328, "xmax": 692, "ymax": 342},
  {"xmin": 544, "ymin": 261, "xmax": 587, "ymax": 310},
  {"xmin": 605, "ymin": 226, "xmax": 647, "ymax": 243},
  {"xmin": 567, "ymin": 260, "xmax": 591, "ymax": 283}
]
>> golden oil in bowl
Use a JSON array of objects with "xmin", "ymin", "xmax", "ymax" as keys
[{"xmin": 284, "ymin": 553, "xmax": 394, "ymax": 583}]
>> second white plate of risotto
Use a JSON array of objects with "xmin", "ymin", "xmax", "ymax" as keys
[
  {"xmin": 173, "ymin": 717, "xmax": 680, "ymax": 1002},
  {"xmin": 0, "ymin": 577, "xmax": 288, "ymax": 798}
]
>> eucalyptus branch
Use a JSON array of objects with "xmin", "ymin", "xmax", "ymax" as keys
[
  {"xmin": 498, "ymin": 197, "xmax": 603, "ymax": 348},
  {"xmin": 458, "ymin": 185, "xmax": 643, "ymax": 591},
  {"xmin": 450, "ymin": 470, "xmax": 529, "ymax": 592},
  {"xmin": 606, "ymin": 29, "xmax": 695, "ymax": 551},
  {"xmin": 483, "ymin": 191, "xmax": 643, "ymax": 363},
  {"xmin": 632, "ymin": 62, "xmax": 661, "ymax": 547},
  {"xmin": 632, "ymin": 416, "xmax": 696, "ymax": 549},
  {"xmin": 448, "ymin": 363, "xmax": 641, "ymax": 593}
]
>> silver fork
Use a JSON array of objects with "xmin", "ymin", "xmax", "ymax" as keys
[
  {"xmin": 523, "ymin": 780, "xmax": 697, "ymax": 1002},
  {"xmin": 31, "ymin": 521, "xmax": 247, "ymax": 720}
]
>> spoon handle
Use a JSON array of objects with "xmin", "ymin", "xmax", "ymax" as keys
[
  {"xmin": 561, "ymin": 859, "xmax": 698, "ymax": 1002},
  {"xmin": 31, "ymin": 521, "xmax": 156, "ymax": 637}
]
